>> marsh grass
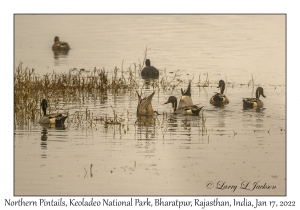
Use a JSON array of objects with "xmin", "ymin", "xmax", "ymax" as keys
[
  {"xmin": 197, "ymin": 72, "xmax": 210, "ymax": 87},
  {"xmin": 14, "ymin": 62, "xmax": 140, "ymax": 128}
]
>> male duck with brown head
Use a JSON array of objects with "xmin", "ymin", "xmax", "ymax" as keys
[
  {"xmin": 243, "ymin": 87, "xmax": 266, "ymax": 109},
  {"xmin": 39, "ymin": 99, "xmax": 68, "ymax": 127},
  {"xmin": 52, "ymin": 36, "xmax": 70, "ymax": 52},
  {"xmin": 136, "ymin": 91, "xmax": 156, "ymax": 116},
  {"xmin": 141, "ymin": 59, "xmax": 159, "ymax": 79},
  {"xmin": 210, "ymin": 80, "xmax": 229, "ymax": 106},
  {"xmin": 164, "ymin": 82, "xmax": 203, "ymax": 115}
]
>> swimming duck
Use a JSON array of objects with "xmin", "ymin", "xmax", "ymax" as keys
[
  {"xmin": 177, "ymin": 81, "xmax": 194, "ymax": 108},
  {"xmin": 136, "ymin": 91, "xmax": 156, "ymax": 116},
  {"xmin": 243, "ymin": 87, "xmax": 266, "ymax": 109},
  {"xmin": 141, "ymin": 59, "xmax": 159, "ymax": 79},
  {"xmin": 52, "ymin": 36, "xmax": 70, "ymax": 52},
  {"xmin": 210, "ymin": 80, "xmax": 229, "ymax": 106},
  {"xmin": 38, "ymin": 99, "xmax": 68, "ymax": 127},
  {"xmin": 164, "ymin": 96, "xmax": 204, "ymax": 115}
]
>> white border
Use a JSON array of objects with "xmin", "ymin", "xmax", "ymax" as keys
[{"xmin": 3, "ymin": 0, "xmax": 299, "ymax": 209}]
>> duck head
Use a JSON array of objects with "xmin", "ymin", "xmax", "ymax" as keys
[
  {"xmin": 54, "ymin": 36, "xmax": 60, "ymax": 43},
  {"xmin": 145, "ymin": 59, "xmax": 151, "ymax": 67},
  {"xmin": 164, "ymin": 96, "xmax": 178, "ymax": 112},
  {"xmin": 217, "ymin": 80, "xmax": 226, "ymax": 94},
  {"xmin": 41, "ymin": 99, "xmax": 48, "ymax": 116},
  {"xmin": 256, "ymin": 87, "xmax": 266, "ymax": 99},
  {"xmin": 181, "ymin": 81, "xmax": 191, "ymax": 96}
]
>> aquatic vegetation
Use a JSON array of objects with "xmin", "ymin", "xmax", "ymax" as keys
[
  {"xmin": 67, "ymin": 106, "xmax": 126, "ymax": 130},
  {"xmin": 197, "ymin": 72, "xmax": 210, "ymax": 87},
  {"xmin": 14, "ymin": 62, "xmax": 139, "ymax": 128},
  {"xmin": 159, "ymin": 72, "xmax": 182, "ymax": 93}
]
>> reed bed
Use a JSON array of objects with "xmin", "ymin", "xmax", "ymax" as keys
[{"xmin": 14, "ymin": 62, "xmax": 139, "ymax": 128}]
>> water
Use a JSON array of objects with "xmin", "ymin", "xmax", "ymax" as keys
[{"xmin": 14, "ymin": 14, "xmax": 285, "ymax": 195}]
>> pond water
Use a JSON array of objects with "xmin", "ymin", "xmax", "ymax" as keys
[{"xmin": 14, "ymin": 14, "xmax": 286, "ymax": 196}]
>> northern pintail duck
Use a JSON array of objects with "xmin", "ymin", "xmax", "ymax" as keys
[
  {"xmin": 243, "ymin": 87, "xmax": 266, "ymax": 109},
  {"xmin": 136, "ymin": 91, "xmax": 156, "ymax": 116},
  {"xmin": 164, "ymin": 96, "xmax": 204, "ymax": 115},
  {"xmin": 210, "ymin": 80, "xmax": 229, "ymax": 106},
  {"xmin": 38, "ymin": 99, "xmax": 68, "ymax": 127},
  {"xmin": 52, "ymin": 36, "xmax": 70, "ymax": 52},
  {"xmin": 165, "ymin": 81, "xmax": 203, "ymax": 115},
  {"xmin": 177, "ymin": 81, "xmax": 194, "ymax": 108},
  {"xmin": 141, "ymin": 59, "xmax": 159, "ymax": 79}
]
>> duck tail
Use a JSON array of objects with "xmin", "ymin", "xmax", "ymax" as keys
[
  {"xmin": 55, "ymin": 115, "xmax": 68, "ymax": 127},
  {"xmin": 192, "ymin": 106, "xmax": 204, "ymax": 116},
  {"xmin": 181, "ymin": 82, "xmax": 192, "ymax": 96}
]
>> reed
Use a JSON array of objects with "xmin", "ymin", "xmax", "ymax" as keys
[
  {"xmin": 197, "ymin": 72, "xmax": 210, "ymax": 87},
  {"xmin": 14, "ymin": 62, "xmax": 140, "ymax": 128}
]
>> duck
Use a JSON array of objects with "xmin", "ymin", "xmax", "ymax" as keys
[
  {"xmin": 164, "ymin": 96, "xmax": 204, "ymax": 115},
  {"xmin": 136, "ymin": 91, "xmax": 156, "ymax": 116},
  {"xmin": 141, "ymin": 59, "xmax": 159, "ymax": 79},
  {"xmin": 210, "ymin": 80, "xmax": 229, "ymax": 106},
  {"xmin": 52, "ymin": 36, "xmax": 70, "ymax": 52},
  {"xmin": 38, "ymin": 99, "xmax": 68, "ymax": 127},
  {"xmin": 242, "ymin": 87, "xmax": 266, "ymax": 109},
  {"xmin": 164, "ymin": 81, "xmax": 203, "ymax": 115},
  {"xmin": 178, "ymin": 81, "xmax": 194, "ymax": 108}
]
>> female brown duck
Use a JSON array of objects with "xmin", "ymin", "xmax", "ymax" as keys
[
  {"xmin": 136, "ymin": 91, "xmax": 156, "ymax": 116},
  {"xmin": 52, "ymin": 36, "xmax": 70, "ymax": 52}
]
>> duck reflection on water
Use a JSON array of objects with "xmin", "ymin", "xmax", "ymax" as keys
[
  {"xmin": 135, "ymin": 115, "xmax": 158, "ymax": 140},
  {"xmin": 40, "ymin": 128, "xmax": 48, "ymax": 156}
]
